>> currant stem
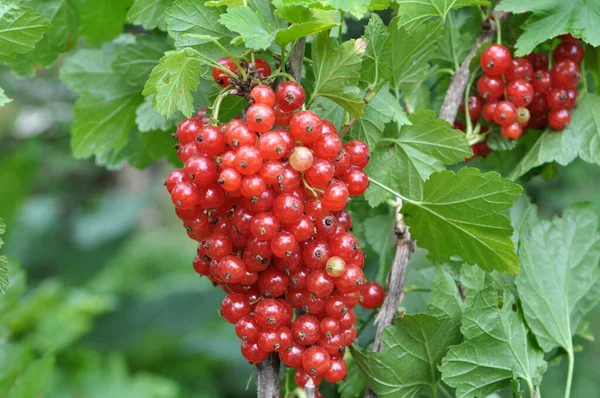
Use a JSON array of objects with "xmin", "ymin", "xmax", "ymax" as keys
[
  {"xmin": 464, "ymin": 66, "xmax": 480, "ymax": 136},
  {"xmin": 188, "ymin": 48, "xmax": 239, "ymax": 79},
  {"xmin": 211, "ymin": 89, "xmax": 237, "ymax": 124},
  {"xmin": 268, "ymin": 72, "xmax": 297, "ymax": 82},
  {"xmin": 338, "ymin": 12, "xmax": 345, "ymax": 45},
  {"xmin": 565, "ymin": 348, "xmax": 575, "ymax": 398},
  {"xmin": 367, "ymin": 177, "xmax": 411, "ymax": 204},
  {"xmin": 495, "ymin": 16, "xmax": 502, "ymax": 44}
]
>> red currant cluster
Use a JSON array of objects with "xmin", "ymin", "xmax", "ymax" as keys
[
  {"xmin": 465, "ymin": 35, "xmax": 583, "ymax": 140},
  {"xmin": 164, "ymin": 58, "xmax": 385, "ymax": 391}
]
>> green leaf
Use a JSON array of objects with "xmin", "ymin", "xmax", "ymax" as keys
[
  {"xmin": 338, "ymin": 354, "xmax": 368, "ymax": 398},
  {"xmin": 389, "ymin": 20, "xmax": 442, "ymax": 91},
  {"xmin": 440, "ymin": 286, "xmax": 547, "ymax": 397},
  {"xmin": 0, "ymin": 87, "xmax": 11, "ymax": 107},
  {"xmin": 279, "ymin": 0, "xmax": 371, "ymax": 18},
  {"xmin": 0, "ymin": 4, "xmax": 51, "ymax": 62},
  {"xmin": 309, "ymin": 33, "xmax": 366, "ymax": 118},
  {"xmin": 351, "ymin": 314, "xmax": 462, "ymax": 397},
  {"xmin": 206, "ymin": 0, "xmax": 243, "ymax": 6},
  {"xmin": 127, "ymin": 0, "xmax": 174, "ymax": 31},
  {"xmin": 361, "ymin": 13, "xmax": 391, "ymax": 87},
  {"xmin": 499, "ymin": 0, "xmax": 600, "ymax": 56},
  {"xmin": 78, "ymin": 0, "xmax": 133, "ymax": 46},
  {"xmin": 433, "ymin": 9, "xmax": 481, "ymax": 71},
  {"xmin": 165, "ymin": 0, "xmax": 241, "ymax": 60},
  {"xmin": 219, "ymin": 6, "xmax": 277, "ymax": 50},
  {"xmin": 111, "ymin": 36, "xmax": 172, "ymax": 88},
  {"xmin": 365, "ymin": 109, "xmax": 471, "ymax": 203},
  {"xmin": 428, "ymin": 264, "xmax": 488, "ymax": 319},
  {"xmin": 396, "ymin": 0, "xmax": 489, "ymax": 31},
  {"xmin": 274, "ymin": 4, "xmax": 338, "ymax": 45},
  {"xmin": 14, "ymin": 0, "xmax": 79, "ymax": 71},
  {"xmin": 402, "ymin": 168, "xmax": 522, "ymax": 274},
  {"xmin": 0, "ymin": 218, "xmax": 7, "ymax": 295},
  {"xmin": 7, "ymin": 355, "xmax": 55, "ymax": 398},
  {"xmin": 143, "ymin": 49, "xmax": 203, "ymax": 118},
  {"xmin": 347, "ymin": 88, "xmax": 409, "ymax": 149},
  {"xmin": 510, "ymin": 194, "xmax": 538, "ymax": 248},
  {"xmin": 71, "ymin": 92, "xmax": 143, "ymax": 159},
  {"xmin": 309, "ymin": 97, "xmax": 345, "ymax": 128},
  {"xmin": 136, "ymin": 95, "xmax": 181, "ymax": 132},
  {"xmin": 508, "ymin": 94, "xmax": 600, "ymax": 180},
  {"xmin": 516, "ymin": 205, "xmax": 600, "ymax": 355}
]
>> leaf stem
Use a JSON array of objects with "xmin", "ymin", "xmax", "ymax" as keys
[
  {"xmin": 211, "ymin": 89, "xmax": 237, "ymax": 124},
  {"xmin": 268, "ymin": 72, "xmax": 296, "ymax": 82},
  {"xmin": 338, "ymin": 12, "xmax": 345, "ymax": 44},
  {"xmin": 464, "ymin": 67, "xmax": 480, "ymax": 136},
  {"xmin": 201, "ymin": 35, "xmax": 246, "ymax": 80},
  {"xmin": 188, "ymin": 48, "xmax": 239, "ymax": 79},
  {"xmin": 565, "ymin": 348, "xmax": 574, "ymax": 398},
  {"xmin": 495, "ymin": 16, "xmax": 502, "ymax": 44},
  {"xmin": 368, "ymin": 177, "xmax": 412, "ymax": 204},
  {"xmin": 438, "ymin": 383, "xmax": 452, "ymax": 398}
]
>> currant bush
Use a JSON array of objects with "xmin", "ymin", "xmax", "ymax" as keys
[{"xmin": 164, "ymin": 58, "xmax": 385, "ymax": 390}]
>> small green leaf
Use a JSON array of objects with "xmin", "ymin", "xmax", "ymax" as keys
[
  {"xmin": 136, "ymin": 95, "xmax": 181, "ymax": 133},
  {"xmin": 0, "ymin": 87, "xmax": 11, "ymax": 107},
  {"xmin": 274, "ymin": 5, "xmax": 338, "ymax": 45},
  {"xmin": 309, "ymin": 97, "xmax": 345, "ymax": 128},
  {"xmin": 206, "ymin": 0, "xmax": 244, "ymax": 6},
  {"xmin": 78, "ymin": 0, "xmax": 133, "ymax": 46},
  {"xmin": 165, "ymin": 0, "xmax": 241, "ymax": 60},
  {"xmin": 144, "ymin": 49, "xmax": 203, "ymax": 118},
  {"xmin": 71, "ymin": 92, "xmax": 143, "ymax": 159},
  {"xmin": 396, "ymin": 0, "xmax": 489, "ymax": 31},
  {"xmin": 361, "ymin": 13, "xmax": 391, "ymax": 87},
  {"xmin": 127, "ymin": 0, "xmax": 174, "ymax": 31},
  {"xmin": 440, "ymin": 286, "xmax": 547, "ymax": 397},
  {"xmin": 0, "ymin": 4, "xmax": 51, "ymax": 62},
  {"xmin": 508, "ymin": 94, "xmax": 600, "ymax": 180},
  {"xmin": 310, "ymin": 33, "xmax": 366, "ymax": 118},
  {"xmin": 347, "ymin": 88, "xmax": 409, "ymax": 149},
  {"xmin": 7, "ymin": 355, "xmax": 55, "ymax": 398},
  {"xmin": 402, "ymin": 168, "xmax": 522, "ymax": 274},
  {"xmin": 111, "ymin": 36, "xmax": 172, "ymax": 88},
  {"xmin": 389, "ymin": 20, "xmax": 442, "ymax": 91},
  {"xmin": 219, "ymin": 6, "xmax": 277, "ymax": 50},
  {"xmin": 365, "ymin": 109, "xmax": 471, "ymax": 203},
  {"xmin": 433, "ymin": 9, "xmax": 481, "ymax": 71},
  {"xmin": 499, "ymin": 0, "xmax": 600, "ymax": 55},
  {"xmin": 352, "ymin": 314, "xmax": 462, "ymax": 397},
  {"xmin": 279, "ymin": 0, "xmax": 371, "ymax": 18},
  {"xmin": 338, "ymin": 354, "xmax": 368, "ymax": 398},
  {"xmin": 516, "ymin": 205, "xmax": 600, "ymax": 354}
]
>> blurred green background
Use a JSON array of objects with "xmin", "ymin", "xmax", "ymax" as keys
[{"xmin": 2, "ymin": 17, "xmax": 600, "ymax": 398}]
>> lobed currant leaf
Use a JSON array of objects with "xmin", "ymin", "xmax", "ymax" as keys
[
  {"xmin": 337, "ymin": 354, "xmax": 368, "ymax": 398},
  {"xmin": 360, "ymin": 13, "xmax": 392, "ymax": 87},
  {"xmin": 135, "ymin": 96, "xmax": 181, "ymax": 133},
  {"xmin": 365, "ymin": 109, "xmax": 471, "ymax": 203},
  {"xmin": 309, "ymin": 97, "xmax": 345, "ymax": 129},
  {"xmin": 310, "ymin": 33, "xmax": 366, "ymax": 118},
  {"xmin": 402, "ymin": 168, "xmax": 522, "ymax": 274},
  {"xmin": 440, "ymin": 286, "xmax": 547, "ymax": 397},
  {"xmin": 516, "ymin": 205, "xmax": 600, "ymax": 354},
  {"xmin": 0, "ymin": 3, "xmax": 51, "ymax": 63},
  {"xmin": 279, "ymin": 0, "xmax": 372, "ymax": 18},
  {"xmin": 432, "ymin": 9, "xmax": 481, "ymax": 71},
  {"xmin": 396, "ymin": 0, "xmax": 489, "ymax": 31},
  {"xmin": 127, "ymin": 0, "xmax": 174, "ymax": 31},
  {"xmin": 351, "ymin": 314, "xmax": 462, "ymax": 397},
  {"xmin": 111, "ymin": 36, "xmax": 172, "ymax": 88},
  {"xmin": 499, "ymin": 0, "xmax": 600, "ymax": 56},
  {"xmin": 274, "ymin": 4, "xmax": 338, "ymax": 45},
  {"xmin": 5, "ymin": 354, "xmax": 55, "ymax": 398},
  {"xmin": 219, "ymin": 6, "xmax": 277, "ymax": 50},
  {"xmin": 78, "ymin": 0, "xmax": 133, "ymax": 46}
]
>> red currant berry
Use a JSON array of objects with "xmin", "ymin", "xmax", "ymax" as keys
[
  {"xmin": 548, "ymin": 108, "xmax": 571, "ymax": 130},
  {"xmin": 322, "ymin": 181, "xmax": 349, "ymax": 212},
  {"xmin": 290, "ymin": 111, "xmax": 323, "ymax": 143},
  {"xmin": 505, "ymin": 58, "xmax": 534, "ymax": 82},
  {"xmin": 250, "ymin": 84, "xmax": 275, "ymax": 107},
  {"xmin": 273, "ymin": 193, "xmax": 304, "ymax": 224},
  {"xmin": 325, "ymin": 296, "xmax": 348, "ymax": 319},
  {"xmin": 547, "ymin": 88, "xmax": 569, "ymax": 109},
  {"xmin": 302, "ymin": 346, "xmax": 330, "ymax": 376},
  {"xmin": 257, "ymin": 131, "xmax": 286, "ymax": 160},
  {"xmin": 551, "ymin": 59, "xmax": 581, "ymax": 89},
  {"xmin": 532, "ymin": 70, "xmax": 553, "ymax": 93},
  {"xmin": 270, "ymin": 231, "xmax": 298, "ymax": 258},
  {"xmin": 292, "ymin": 314, "xmax": 321, "ymax": 345},
  {"xmin": 477, "ymin": 75, "xmax": 505, "ymax": 100},
  {"xmin": 359, "ymin": 281, "xmax": 385, "ymax": 309},
  {"xmin": 235, "ymin": 315, "xmax": 259, "ymax": 341},
  {"xmin": 334, "ymin": 265, "xmax": 365, "ymax": 293},
  {"xmin": 289, "ymin": 146, "xmax": 314, "ymax": 172},
  {"xmin": 254, "ymin": 298, "xmax": 284, "ymax": 329},
  {"xmin": 565, "ymin": 88, "xmax": 578, "ymax": 110},
  {"xmin": 302, "ymin": 240, "xmax": 330, "ymax": 270},
  {"xmin": 494, "ymin": 101, "xmax": 518, "ymax": 126},
  {"xmin": 249, "ymin": 58, "xmax": 271, "ymax": 77},
  {"xmin": 480, "ymin": 44, "xmax": 512, "ymax": 76},
  {"xmin": 283, "ymin": 215, "xmax": 314, "ymax": 242},
  {"xmin": 501, "ymin": 122, "xmax": 523, "ymax": 139},
  {"xmin": 341, "ymin": 167, "xmax": 369, "ymax": 196},
  {"xmin": 250, "ymin": 212, "xmax": 280, "ymax": 241},
  {"xmin": 196, "ymin": 125, "xmax": 226, "ymax": 156},
  {"xmin": 307, "ymin": 270, "xmax": 335, "ymax": 298},
  {"xmin": 324, "ymin": 357, "xmax": 348, "ymax": 383},
  {"xmin": 313, "ymin": 133, "xmax": 343, "ymax": 162},
  {"xmin": 185, "ymin": 154, "xmax": 218, "ymax": 188},
  {"xmin": 333, "ymin": 149, "xmax": 351, "ymax": 176},
  {"xmin": 240, "ymin": 175, "xmax": 267, "ymax": 198},
  {"xmin": 234, "ymin": 146, "xmax": 263, "ymax": 175},
  {"xmin": 216, "ymin": 255, "xmax": 247, "ymax": 283},
  {"xmin": 344, "ymin": 140, "xmax": 370, "ymax": 168},
  {"xmin": 273, "ymin": 106, "xmax": 293, "ymax": 126},
  {"xmin": 220, "ymin": 293, "xmax": 251, "ymax": 323},
  {"xmin": 212, "ymin": 57, "xmax": 238, "ymax": 88},
  {"xmin": 177, "ymin": 118, "xmax": 203, "ymax": 145},
  {"xmin": 462, "ymin": 95, "xmax": 483, "ymax": 120},
  {"xmin": 279, "ymin": 342, "xmax": 305, "ymax": 368},
  {"xmin": 326, "ymin": 256, "xmax": 347, "ymax": 277},
  {"xmin": 241, "ymin": 340, "xmax": 269, "ymax": 363},
  {"xmin": 554, "ymin": 40, "xmax": 584, "ymax": 64},
  {"xmin": 225, "ymin": 121, "xmax": 256, "ymax": 148},
  {"xmin": 217, "ymin": 168, "xmax": 242, "ymax": 192},
  {"xmin": 205, "ymin": 232, "xmax": 233, "ymax": 260},
  {"xmin": 165, "ymin": 169, "xmax": 188, "ymax": 193},
  {"xmin": 275, "ymin": 81, "xmax": 306, "ymax": 112},
  {"xmin": 516, "ymin": 107, "xmax": 531, "ymax": 127},
  {"xmin": 171, "ymin": 182, "xmax": 201, "ymax": 209},
  {"xmin": 305, "ymin": 159, "xmax": 335, "ymax": 189},
  {"xmin": 482, "ymin": 101, "xmax": 498, "ymax": 122},
  {"xmin": 526, "ymin": 52, "xmax": 549, "ymax": 71},
  {"xmin": 506, "ymin": 79, "xmax": 534, "ymax": 107},
  {"xmin": 294, "ymin": 369, "xmax": 322, "ymax": 388},
  {"xmin": 247, "ymin": 103, "xmax": 276, "ymax": 133},
  {"xmin": 258, "ymin": 267, "xmax": 288, "ymax": 297}
]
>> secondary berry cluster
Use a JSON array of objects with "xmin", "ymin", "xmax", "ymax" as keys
[
  {"xmin": 465, "ymin": 35, "xmax": 583, "ymax": 140},
  {"xmin": 164, "ymin": 58, "xmax": 385, "ymax": 391}
]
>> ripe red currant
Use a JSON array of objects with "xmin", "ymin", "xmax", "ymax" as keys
[
  {"xmin": 275, "ymin": 81, "xmax": 306, "ymax": 112},
  {"xmin": 480, "ymin": 44, "xmax": 512, "ymax": 76},
  {"xmin": 359, "ymin": 281, "xmax": 385, "ymax": 309}
]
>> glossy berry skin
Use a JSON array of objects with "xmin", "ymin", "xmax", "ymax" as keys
[
  {"xmin": 273, "ymin": 193, "xmax": 304, "ymax": 224},
  {"xmin": 247, "ymin": 103, "xmax": 276, "ymax": 133},
  {"xmin": 257, "ymin": 131, "xmax": 286, "ymax": 160},
  {"xmin": 531, "ymin": 70, "xmax": 552, "ymax": 94},
  {"xmin": 477, "ymin": 75, "xmax": 504, "ymax": 100},
  {"xmin": 565, "ymin": 88, "xmax": 578, "ymax": 110},
  {"xmin": 250, "ymin": 212, "xmax": 280, "ymax": 241},
  {"xmin": 270, "ymin": 231, "xmax": 297, "ymax": 258},
  {"xmin": 320, "ymin": 317, "xmax": 340, "ymax": 338},
  {"xmin": 196, "ymin": 125, "xmax": 226, "ymax": 156},
  {"xmin": 212, "ymin": 57, "xmax": 238, "ymax": 88},
  {"xmin": 234, "ymin": 146, "xmax": 263, "ymax": 175},
  {"xmin": 250, "ymin": 85, "xmax": 275, "ymax": 107},
  {"xmin": 325, "ymin": 296, "xmax": 348, "ymax": 319},
  {"xmin": 290, "ymin": 111, "xmax": 323, "ymax": 143},
  {"xmin": 326, "ymin": 256, "xmax": 347, "ymax": 277},
  {"xmin": 462, "ymin": 95, "xmax": 483, "ymax": 120},
  {"xmin": 344, "ymin": 140, "xmax": 370, "ymax": 169},
  {"xmin": 341, "ymin": 167, "xmax": 369, "ymax": 196},
  {"xmin": 225, "ymin": 121, "xmax": 255, "ymax": 148},
  {"xmin": 249, "ymin": 58, "xmax": 271, "ymax": 77},
  {"xmin": 324, "ymin": 357, "xmax": 348, "ymax": 383},
  {"xmin": 289, "ymin": 147, "xmax": 314, "ymax": 172},
  {"xmin": 216, "ymin": 255, "xmax": 247, "ymax": 283},
  {"xmin": 241, "ymin": 341, "xmax": 269, "ymax": 363},
  {"xmin": 359, "ymin": 281, "xmax": 385, "ymax": 309},
  {"xmin": 294, "ymin": 369, "xmax": 322, "ymax": 388},
  {"xmin": 165, "ymin": 169, "xmax": 188, "ymax": 193},
  {"xmin": 548, "ymin": 108, "xmax": 571, "ymax": 130},
  {"xmin": 313, "ymin": 133, "xmax": 343, "ymax": 161},
  {"xmin": 302, "ymin": 346, "xmax": 331, "ymax": 376},
  {"xmin": 494, "ymin": 101, "xmax": 518, "ymax": 126},
  {"xmin": 204, "ymin": 232, "xmax": 232, "ymax": 260},
  {"xmin": 551, "ymin": 59, "xmax": 581, "ymax": 89},
  {"xmin": 333, "ymin": 149, "xmax": 351, "ymax": 176},
  {"xmin": 292, "ymin": 314, "xmax": 321, "ymax": 345},
  {"xmin": 303, "ymin": 241, "xmax": 330, "ymax": 270},
  {"xmin": 177, "ymin": 118, "xmax": 204, "ymax": 146},
  {"xmin": 506, "ymin": 79, "xmax": 534, "ymax": 107},
  {"xmin": 221, "ymin": 293, "xmax": 251, "ymax": 324},
  {"xmin": 527, "ymin": 52, "xmax": 549, "ymax": 71},
  {"xmin": 480, "ymin": 44, "xmax": 512, "ymax": 76},
  {"xmin": 554, "ymin": 40, "xmax": 584, "ymax": 64},
  {"xmin": 254, "ymin": 298, "xmax": 284, "ymax": 329},
  {"xmin": 305, "ymin": 159, "xmax": 335, "ymax": 189},
  {"xmin": 284, "ymin": 215, "xmax": 314, "ymax": 242},
  {"xmin": 504, "ymin": 58, "xmax": 534, "ymax": 82},
  {"xmin": 330, "ymin": 232, "xmax": 360, "ymax": 262},
  {"xmin": 322, "ymin": 181, "xmax": 349, "ymax": 211},
  {"xmin": 275, "ymin": 81, "xmax": 306, "ymax": 112},
  {"xmin": 240, "ymin": 175, "xmax": 266, "ymax": 198},
  {"xmin": 172, "ymin": 182, "xmax": 201, "ymax": 209},
  {"xmin": 235, "ymin": 315, "xmax": 259, "ymax": 341},
  {"xmin": 516, "ymin": 107, "xmax": 531, "ymax": 127},
  {"xmin": 307, "ymin": 270, "xmax": 335, "ymax": 298},
  {"xmin": 334, "ymin": 265, "xmax": 364, "ymax": 293},
  {"xmin": 280, "ymin": 342, "xmax": 305, "ymax": 368},
  {"xmin": 547, "ymin": 88, "xmax": 569, "ymax": 110},
  {"xmin": 185, "ymin": 155, "xmax": 218, "ymax": 188},
  {"xmin": 482, "ymin": 101, "xmax": 498, "ymax": 122},
  {"xmin": 501, "ymin": 122, "xmax": 523, "ymax": 139},
  {"xmin": 258, "ymin": 267, "xmax": 288, "ymax": 297}
]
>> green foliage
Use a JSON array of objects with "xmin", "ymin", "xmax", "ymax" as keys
[
  {"xmin": 440, "ymin": 286, "xmax": 547, "ymax": 396},
  {"xmin": 0, "ymin": 3, "xmax": 51, "ymax": 62},
  {"xmin": 396, "ymin": 0, "xmax": 489, "ymax": 31},
  {"xmin": 0, "ymin": 219, "xmax": 7, "ymax": 294},
  {"xmin": 352, "ymin": 314, "xmax": 462, "ymax": 397},
  {"xmin": 500, "ymin": 0, "xmax": 600, "ymax": 55},
  {"xmin": 127, "ymin": 0, "xmax": 174, "ymax": 31},
  {"xmin": 0, "ymin": 87, "xmax": 10, "ymax": 107},
  {"xmin": 77, "ymin": 0, "xmax": 133, "ymax": 46},
  {"xmin": 219, "ymin": 6, "xmax": 277, "ymax": 50}
]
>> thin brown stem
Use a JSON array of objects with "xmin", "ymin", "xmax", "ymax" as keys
[{"xmin": 438, "ymin": 11, "xmax": 509, "ymax": 123}]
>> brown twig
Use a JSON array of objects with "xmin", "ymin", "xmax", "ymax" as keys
[
  {"xmin": 438, "ymin": 11, "xmax": 509, "ymax": 124},
  {"xmin": 288, "ymin": 38, "xmax": 306, "ymax": 82},
  {"xmin": 364, "ymin": 199, "xmax": 415, "ymax": 398}
]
